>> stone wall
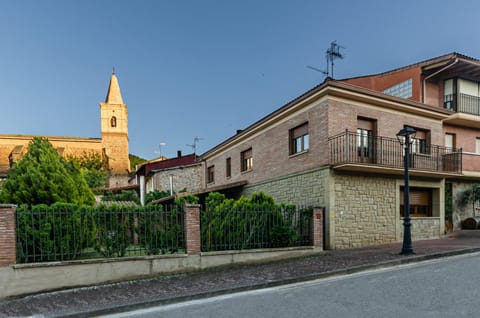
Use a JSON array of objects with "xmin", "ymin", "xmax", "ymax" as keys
[
  {"xmin": 451, "ymin": 181, "xmax": 478, "ymax": 230},
  {"xmin": 241, "ymin": 167, "xmax": 330, "ymax": 207},
  {"xmin": 399, "ymin": 218, "xmax": 441, "ymax": 241},
  {"xmin": 147, "ymin": 164, "xmax": 203, "ymax": 194},
  {"xmin": 333, "ymin": 174, "xmax": 397, "ymax": 249}
]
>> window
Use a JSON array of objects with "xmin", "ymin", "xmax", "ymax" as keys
[
  {"xmin": 445, "ymin": 133, "xmax": 455, "ymax": 150},
  {"xmin": 383, "ymin": 78, "xmax": 412, "ymax": 98},
  {"xmin": 241, "ymin": 148, "xmax": 253, "ymax": 172},
  {"xmin": 400, "ymin": 187, "xmax": 433, "ymax": 217},
  {"xmin": 207, "ymin": 165, "xmax": 215, "ymax": 184},
  {"xmin": 290, "ymin": 123, "xmax": 309, "ymax": 155},
  {"xmin": 111, "ymin": 116, "xmax": 117, "ymax": 127},
  {"xmin": 226, "ymin": 157, "xmax": 231, "ymax": 178},
  {"xmin": 410, "ymin": 128, "xmax": 430, "ymax": 154},
  {"xmin": 476, "ymin": 138, "xmax": 480, "ymax": 154},
  {"xmin": 357, "ymin": 118, "xmax": 375, "ymax": 161},
  {"xmin": 444, "ymin": 79, "xmax": 456, "ymax": 110}
]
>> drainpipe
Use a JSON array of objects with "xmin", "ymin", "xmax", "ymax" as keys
[
  {"xmin": 422, "ymin": 58, "xmax": 458, "ymax": 103},
  {"xmin": 169, "ymin": 174, "xmax": 174, "ymax": 196},
  {"xmin": 140, "ymin": 175, "xmax": 145, "ymax": 206}
]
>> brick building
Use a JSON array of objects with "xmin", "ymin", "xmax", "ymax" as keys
[
  {"xmin": 197, "ymin": 52, "xmax": 480, "ymax": 249},
  {"xmin": 0, "ymin": 73, "xmax": 130, "ymax": 187}
]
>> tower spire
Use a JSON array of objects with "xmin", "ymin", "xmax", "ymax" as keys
[{"xmin": 105, "ymin": 72, "xmax": 124, "ymax": 104}]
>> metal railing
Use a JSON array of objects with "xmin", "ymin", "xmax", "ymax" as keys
[
  {"xmin": 16, "ymin": 205, "xmax": 185, "ymax": 263},
  {"xmin": 201, "ymin": 206, "xmax": 313, "ymax": 252},
  {"xmin": 444, "ymin": 93, "xmax": 480, "ymax": 116},
  {"xmin": 329, "ymin": 131, "xmax": 462, "ymax": 173}
]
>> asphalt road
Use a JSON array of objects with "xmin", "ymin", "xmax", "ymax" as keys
[{"xmin": 98, "ymin": 252, "xmax": 480, "ymax": 318}]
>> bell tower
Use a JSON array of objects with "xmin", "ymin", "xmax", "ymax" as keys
[{"xmin": 100, "ymin": 72, "xmax": 130, "ymax": 176}]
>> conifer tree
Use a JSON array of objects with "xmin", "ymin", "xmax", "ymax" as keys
[{"xmin": 0, "ymin": 137, "xmax": 95, "ymax": 205}]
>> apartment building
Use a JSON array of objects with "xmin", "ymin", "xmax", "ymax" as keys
[{"xmin": 201, "ymin": 52, "xmax": 480, "ymax": 249}]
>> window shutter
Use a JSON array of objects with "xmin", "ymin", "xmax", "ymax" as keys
[{"xmin": 292, "ymin": 123, "xmax": 308, "ymax": 138}]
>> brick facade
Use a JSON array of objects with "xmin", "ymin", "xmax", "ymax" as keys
[
  {"xmin": 0, "ymin": 205, "xmax": 16, "ymax": 266},
  {"xmin": 184, "ymin": 204, "xmax": 201, "ymax": 255}
]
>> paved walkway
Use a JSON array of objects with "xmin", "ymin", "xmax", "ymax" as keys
[{"xmin": 1, "ymin": 231, "xmax": 480, "ymax": 318}]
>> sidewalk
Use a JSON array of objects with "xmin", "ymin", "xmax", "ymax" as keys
[{"xmin": 1, "ymin": 231, "xmax": 480, "ymax": 318}]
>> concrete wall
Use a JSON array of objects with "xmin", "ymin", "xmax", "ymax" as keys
[{"xmin": 0, "ymin": 247, "xmax": 321, "ymax": 300}]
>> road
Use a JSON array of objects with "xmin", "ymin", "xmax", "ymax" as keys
[{"xmin": 98, "ymin": 253, "xmax": 480, "ymax": 318}]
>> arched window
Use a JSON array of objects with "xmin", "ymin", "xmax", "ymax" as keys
[{"xmin": 111, "ymin": 116, "xmax": 117, "ymax": 127}]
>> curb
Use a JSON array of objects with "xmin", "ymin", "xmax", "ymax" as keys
[{"xmin": 57, "ymin": 247, "xmax": 480, "ymax": 318}]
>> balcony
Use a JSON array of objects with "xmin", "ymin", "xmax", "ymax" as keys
[
  {"xmin": 329, "ymin": 131, "xmax": 462, "ymax": 176},
  {"xmin": 444, "ymin": 93, "xmax": 480, "ymax": 116}
]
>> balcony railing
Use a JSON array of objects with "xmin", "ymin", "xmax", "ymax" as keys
[
  {"xmin": 329, "ymin": 131, "xmax": 462, "ymax": 174},
  {"xmin": 444, "ymin": 93, "xmax": 480, "ymax": 116}
]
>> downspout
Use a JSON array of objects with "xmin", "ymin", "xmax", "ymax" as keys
[{"xmin": 422, "ymin": 58, "xmax": 458, "ymax": 103}]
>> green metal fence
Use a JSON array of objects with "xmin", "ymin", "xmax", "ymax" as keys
[
  {"xmin": 16, "ymin": 205, "xmax": 185, "ymax": 263},
  {"xmin": 201, "ymin": 206, "xmax": 313, "ymax": 252}
]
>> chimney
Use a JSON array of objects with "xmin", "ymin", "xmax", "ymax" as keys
[{"xmin": 177, "ymin": 150, "xmax": 182, "ymax": 158}]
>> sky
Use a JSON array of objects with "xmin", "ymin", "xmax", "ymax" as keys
[{"xmin": 1, "ymin": 0, "xmax": 480, "ymax": 160}]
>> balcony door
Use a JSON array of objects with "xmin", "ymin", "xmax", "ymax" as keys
[{"xmin": 357, "ymin": 118, "xmax": 376, "ymax": 163}]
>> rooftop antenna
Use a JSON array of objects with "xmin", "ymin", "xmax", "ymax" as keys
[
  {"xmin": 326, "ymin": 41, "xmax": 345, "ymax": 79},
  {"xmin": 186, "ymin": 137, "xmax": 202, "ymax": 155},
  {"xmin": 154, "ymin": 142, "xmax": 166, "ymax": 158},
  {"xmin": 306, "ymin": 65, "xmax": 328, "ymax": 77}
]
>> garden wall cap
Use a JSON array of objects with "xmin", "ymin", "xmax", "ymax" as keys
[{"xmin": 0, "ymin": 204, "xmax": 17, "ymax": 208}]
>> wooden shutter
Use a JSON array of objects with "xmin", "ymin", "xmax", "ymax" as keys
[{"xmin": 400, "ymin": 189, "xmax": 431, "ymax": 205}]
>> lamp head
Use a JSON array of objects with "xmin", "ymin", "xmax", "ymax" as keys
[{"xmin": 396, "ymin": 126, "xmax": 416, "ymax": 145}]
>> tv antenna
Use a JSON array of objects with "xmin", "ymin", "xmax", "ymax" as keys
[
  {"xmin": 306, "ymin": 41, "xmax": 345, "ymax": 79},
  {"xmin": 326, "ymin": 41, "xmax": 345, "ymax": 79},
  {"xmin": 154, "ymin": 142, "xmax": 166, "ymax": 158},
  {"xmin": 186, "ymin": 137, "xmax": 202, "ymax": 154}
]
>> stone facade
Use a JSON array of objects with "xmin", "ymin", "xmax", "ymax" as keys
[
  {"xmin": 241, "ymin": 167, "xmax": 330, "ymax": 207},
  {"xmin": 399, "ymin": 218, "xmax": 441, "ymax": 241},
  {"xmin": 451, "ymin": 181, "xmax": 478, "ymax": 230},
  {"xmin": 332, "ymin": 174, "xmax": 398, "ymax": 249},
  {"xmin": 147, "ymin": 163, "xmax": 202, "ymax": 194}
]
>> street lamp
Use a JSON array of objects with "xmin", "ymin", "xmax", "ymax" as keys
[{"xmin": 396, "ymin": 126, "xmax": 416, "ymax": 255}]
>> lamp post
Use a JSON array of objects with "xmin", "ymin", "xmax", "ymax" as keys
[{"xmin": 396, "ymin": 126, "xmax": 416, "ymax": 255}]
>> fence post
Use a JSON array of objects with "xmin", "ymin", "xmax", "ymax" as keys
[
  {"xmin": 184, "ymin": 204, "xmax": 201, "ymax": 255},
  {"xmin": 311, "ymin": 207, "xmax": 324, "ymax": 250},
  {"xmin": 0, "ymin": 204, "xmax": 17, "ymax": 266}
]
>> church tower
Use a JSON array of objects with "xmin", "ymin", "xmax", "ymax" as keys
[{"xmin": 100, "ymin": 72, "xmax": 130, "ymax": 179}]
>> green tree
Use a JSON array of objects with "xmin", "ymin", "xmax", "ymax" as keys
[
  {"xmin": 67, "ymin": 151, "xmax": 108, "ymax": 193},
  {"xmin": 0, "ymin": 137, "xmax": 95, "ymax": 205},
  {"xmin": 129, "ymin": 154, "xmax": 147, "ymax": 172}
]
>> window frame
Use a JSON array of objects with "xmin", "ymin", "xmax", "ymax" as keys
[
  {"xmin": 226, "ymin": 157, "xmax": 231, "ymax": 178},
  {"xmin": 289, "ymin": 122, "xmax": 309, "ymax": 155},
  {"xmin": 241, "ymin": 148, "xmax": 253, "ymax": 172},
  {"xmin": 207, "ymin": 165, "xmax": 215, "ymax": 184}
]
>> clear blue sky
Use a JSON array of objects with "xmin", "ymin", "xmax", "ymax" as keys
[{"xmin": 1, "ymin": 0, "xmax": 480, "ymax": 160}]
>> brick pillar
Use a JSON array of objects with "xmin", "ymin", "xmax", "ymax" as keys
[
  {"xmin": 0, "ymin": 204, "xmax": 17, "ymax": 266},
  {"xmin": 184, "ymin": 204, "xmax": 201, "ymax": 255},
  {"xmin": 311, "ymin": 207, "xmax": 324, "ymax": 249}
]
